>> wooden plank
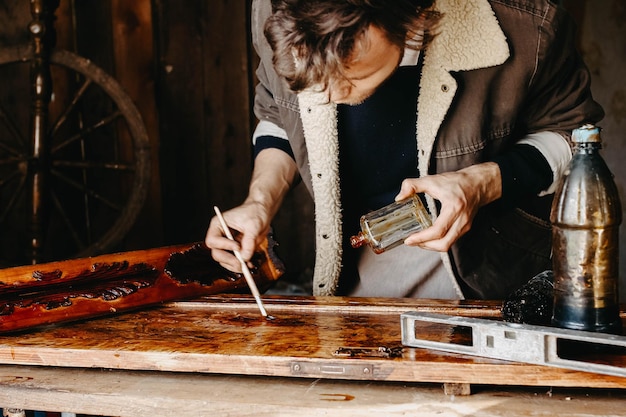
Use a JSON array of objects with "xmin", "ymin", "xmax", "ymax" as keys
[
  {"xmin": 444, "ymin": 382, "xmax": 472, "ymax": 396},
  {"xmin": 203, "ymin": 0, "xmax": 254, "ymax": 208},
  {"xmin": 1, "ymin": 365, "xmax": 625, "ymax": 417},
  {"xmin": 0, "ymin": 1, "xmax": 31, "ymax": 45},
  {"xmin": 151, "ymin": 0, "xmax": 211, "ymax": 243},
  {"xmin": 151, "ymin": 0, "xmax": 254, "ymax": 245},
  {"xmin": 110, "ymin": 0, "xmax": 164, "ymax": 249},
  {"xmin": 0, "ymin": 295, "xmax": 624, "ymax": 389}
]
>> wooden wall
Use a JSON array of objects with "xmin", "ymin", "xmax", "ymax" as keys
[
  {"xmin": 571, "ymin": 0, "xmax": 626, "ymax": 301},
  {"xmin": 149, "ymin": 1, "xmax": 314, "ymax": 286},
  {"xmin": 151, "ymin": 0, "xmax": 253, "ymax": 242},
  {"xmin": 0, "ymin": 0, "xmax": 313, "ymax": 286}
]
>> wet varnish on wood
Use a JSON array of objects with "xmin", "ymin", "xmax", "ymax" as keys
[{"xmin": 0, "ymin": 294, "xmax": 624, "ymax": 389}]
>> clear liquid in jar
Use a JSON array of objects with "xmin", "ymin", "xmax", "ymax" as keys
[{"xmin": 350, "ymin": 194, "xmax": 432, "ymax": 254}]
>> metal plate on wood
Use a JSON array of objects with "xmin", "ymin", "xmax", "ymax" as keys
[{"xmin": 290, "ymin": 361, "xmax": 376, "ymax": 379}]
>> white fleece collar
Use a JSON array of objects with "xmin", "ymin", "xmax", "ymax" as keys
[{"xmin": 430, "ymin": 0, "xmax": 510, "ymax": 71}]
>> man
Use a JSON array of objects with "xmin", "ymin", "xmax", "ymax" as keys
[{"xmin": 205, "ymin": 0, "xmax": 604, "ymax": 300}]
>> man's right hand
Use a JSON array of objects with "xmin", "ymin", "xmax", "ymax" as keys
[
  {"xmin": 204, "ymin": 148, "xmax": 298, "ymax": 273},
  {"xmin": 205, "ymin": 201, "xmax": 272, "ymax": 273}
]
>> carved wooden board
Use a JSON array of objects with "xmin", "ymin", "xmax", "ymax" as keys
[
  {"xmin": 0, "ymin": 294, "xmax": 624, "ymax": 389},
  {"xmin": 0, "ymin": 239, "xmax": 283, "ymax": 333}
]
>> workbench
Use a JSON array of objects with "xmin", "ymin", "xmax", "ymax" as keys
[{"xmin": 0, "ymin": 295, "xmax": 624, "ymax": 416}]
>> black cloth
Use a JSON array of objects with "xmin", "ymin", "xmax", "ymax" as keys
[{"xmin": 337, "ymin": 64, "xmax": 422, "ymax": 238}]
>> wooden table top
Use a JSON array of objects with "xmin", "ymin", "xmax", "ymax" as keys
[{"xmin": 0, "ymin": 294, "xmax": 624, "ymax": 390}]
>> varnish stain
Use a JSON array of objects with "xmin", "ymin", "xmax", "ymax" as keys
[
  {"xmin": 319, "ymin": 393, "xmax": 355, "ymax": 402},
  {"xmin": 333, "ymin": 346, "xmax": 403, "ymax": 358}
]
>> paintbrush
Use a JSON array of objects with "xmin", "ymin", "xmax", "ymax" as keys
[{"xmin": 213, "ymin": 206, "xmax": 271, "ymax": 318}]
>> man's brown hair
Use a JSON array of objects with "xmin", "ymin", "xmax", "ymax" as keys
[{"xmin": 264, "ymin": 0, "xmax": 440, "ymax": 92}]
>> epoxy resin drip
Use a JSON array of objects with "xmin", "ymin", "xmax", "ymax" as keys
[{"xmin": 350, "ymin": 194, "xmax": 432, "ymax": 254}]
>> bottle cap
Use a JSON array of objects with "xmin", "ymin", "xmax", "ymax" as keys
[
  {"xmin": 572, "ymin": 124, "xmax": 601, "ymax": 143},
  {"xmin": 350, "ymin": 232, "xmax": 367, "ymax": 248}
]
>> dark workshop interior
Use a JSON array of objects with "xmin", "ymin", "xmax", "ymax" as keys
[
  {"xmin": 0, "ymin": 1, "xmax": 626, "ymax": 417},
  {"xmin": 0, "ymin": 0, "xmax": 623, "ymax": 295}
]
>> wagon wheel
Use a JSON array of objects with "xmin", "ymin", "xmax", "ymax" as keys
[{"xmin": 0, "ymin": 45, "xmax": 151, "ymax": 266}]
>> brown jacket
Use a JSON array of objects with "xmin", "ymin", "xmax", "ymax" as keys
[{"xmin": 251, "ymin": 0, "xmax": 604, "ymax": 298}]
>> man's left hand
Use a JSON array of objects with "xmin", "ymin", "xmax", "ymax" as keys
[{"xmin": 395, "ymin": 162, "xmax": 502, "ymax": 251}]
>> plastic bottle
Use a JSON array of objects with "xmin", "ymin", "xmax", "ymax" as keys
[
  {"xmin": 350, "ymin": 194, "xmax": 432, "ymax": 254},
  {"xmin": 550, "ymin": 125, "xmax": 622, "ymax": 333}
]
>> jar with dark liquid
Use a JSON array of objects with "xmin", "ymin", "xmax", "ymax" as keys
[
  {"xmin": 550, "ymin": 125, "xmax": 622, "ymax": 333},
  {"xmin": 350, "ymin": 194, "xmax": 432, "ymax": 254}
]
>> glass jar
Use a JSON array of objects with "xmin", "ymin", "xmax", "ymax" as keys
[{"xmin": 350, "ymin": 193, "xmax": 432, "ymax": 254}]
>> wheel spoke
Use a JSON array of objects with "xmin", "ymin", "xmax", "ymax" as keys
[
  {"xmin": 0, "ymin": 156, "xmax": 25, "ymax": 166},
  {"xmin": 0, "ymin": 104, "xmax": 28, "ymax": 156},
  {"xmin": 49, "ymin": 188, "xmax": 87, "ymax": 251},
  {"xmin": 0, "ymin": 172, "xmax": 26, "ymax": 225},
  {"xmin": 52, "ymin": 159, "xmax": 136, "ymax": 172},
  {"xmin": 0, "ymin": 168, "xmax": 22, "ymax": 190},
  {"xmin": 51, "ymin": 110, "xmax": 123, "ymax": 154},
  {"xmin": 49, "ymin": 77, "xmax": 93, "ymax": 139},
  {"xmin": 50, "ymin": 168, "xmax": 123, "ymax": 211}
]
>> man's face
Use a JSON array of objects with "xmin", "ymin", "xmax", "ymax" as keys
[{"xmin": 328, "ymin": 25, "xmax": 402, "ymax": 105}]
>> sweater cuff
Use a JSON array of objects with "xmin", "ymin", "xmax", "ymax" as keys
[
  {"xmin": 493, "ymin": 144, "xmax": 553, "ymax": 207},
  {"xmin": 252, "ymin": 120, "xmax": 294, "ymax": 159},
  {"xmin": 254, "ymin": 135, "xmax": 295, "ymax": 160}
]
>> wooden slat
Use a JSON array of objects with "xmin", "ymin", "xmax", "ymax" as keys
[
  {"xmin": 0, "ymin": 294, "xmax": 624, "ymax": 389},
  {"xmin": 203, "ymin": 0, "xmax": 254, "ymax": 207},
  {"xmin": 1, "ymin": 365, "xmax": 625, "ymax": 417},
  {"xmin": 110, "ymin": 0, "xmax": 164, "ymax": 249},
  {"xmin": 151, "ymin": 0, "xmax": 254, "ymax": 244}
]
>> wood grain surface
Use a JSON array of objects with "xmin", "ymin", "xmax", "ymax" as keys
[
  {"xmin": 0, "ymin": 294, "xmax": 624, "ymax": 389},
  {"xmin": 1, "ymin": 364, "xmax": 625, "ymax": 417}
]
